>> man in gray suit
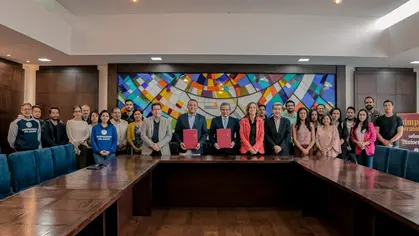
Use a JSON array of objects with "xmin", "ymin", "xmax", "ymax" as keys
[{"xmin": 141, "ymin": 103, "xmax": 173, "ymax": 156}]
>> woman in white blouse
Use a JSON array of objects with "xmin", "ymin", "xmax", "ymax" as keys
[{"xmin": 66, "ymin": 105, "xmax": 90, "ymax": 169}]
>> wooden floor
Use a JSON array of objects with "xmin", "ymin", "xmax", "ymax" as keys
[{"xmin": 119, "ymin": 208, "xmax": 341, "ymax": 236}]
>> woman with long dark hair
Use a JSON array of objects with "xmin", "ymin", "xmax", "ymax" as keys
[
  {"xmin": 331, "ymin": 108, "xmax": 349, "ymax": 160},
  {"xmin": 351, "ymin": 109, "xmax": 376, "ymax": 168},
  {"xmin": 127, "ymin": 108, "xmax": 144, "ymax": 154},
  {"xmin": 90, "ymin": 110, "xmax": 118, "ymax": 164},
  {"xmin": 293, "ymin": 108, "xmax": 315, "ymax": 157},
  {"xmin": 309, "ymin": 109, "xmax": 320, "ymax": 132},
  {"xmin": 316, "ymin": 113, "xmax": 341, "ymax": 157}
]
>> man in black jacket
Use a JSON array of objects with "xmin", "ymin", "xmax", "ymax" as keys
[
  {"xmin": 209, "ymin": 102, "xmax": 240, "ymax": 155},
  {"xmin": 41, "ymin": 107, "xmax": 68, "ymax": 147},
  {"xmin": 265, "ymin": 103, "xmax": 291, "ymax": 156}
]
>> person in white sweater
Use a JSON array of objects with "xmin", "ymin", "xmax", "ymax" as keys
[{"xmin": 66, "ymin": 105, "xmax": 90, "ymax": 168}]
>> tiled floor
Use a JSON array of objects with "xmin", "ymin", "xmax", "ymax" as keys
[{"xmin": 120, "ymin": 208, "xmax": 341, "ymax": 236}]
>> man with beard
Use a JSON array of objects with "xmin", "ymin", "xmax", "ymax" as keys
[
  {"xmin": 41, "ymin": 107, "xmax": 68, "ymax": 147},
  {"xmin": 8, "ymin": 103, "xmax": 41, "ymax": 151},
  {"xmin": 364, "ymin": 96, "xmax": 381, "ymax": 123},
  {"xmin": 282, "ymin": 100, "xmax": 297, "ymax": 126},
  {"xmin": 81, "ymin": 105, "xmax": 91, "ymax": 124},
  {"xmin": 32, "ymin": 105, "xmax": 45, "ymax": 127},
  {"xmin": 122, "ymin": 99, "xmax": 135, "ymax": 123}
]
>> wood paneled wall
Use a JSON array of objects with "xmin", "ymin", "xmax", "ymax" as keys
[
  {"xmin": 354, "ymin": 68, "xmax": 417, "ymax": 113},
  {"xmin": 36, "ymin": 66, "xmax": 99, "ymax": 122},
  {"xmin": 107, "ymin": 63, "xmax": 345, "ymax": 110},
  {"xmin": 0, "ymin": 58, "xmax": 24, "ymax": 154}
]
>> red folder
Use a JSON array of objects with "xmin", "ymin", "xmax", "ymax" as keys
[
  {"xmin": 217, "ymin": 128, "xmax": 231, "ymax": 148},
  {"xmin": 183, "ymin": 129, "xmax": 198, "ymax": 149}
]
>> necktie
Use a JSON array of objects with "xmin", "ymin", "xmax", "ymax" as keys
[{"xmin": 223, "ymin": 118, "xmax": 227, "ymax": 129}]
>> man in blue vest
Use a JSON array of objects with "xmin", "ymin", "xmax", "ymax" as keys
[{"xmin": 8, "ymin": 103, "xmax": 41, "ymax": 151}]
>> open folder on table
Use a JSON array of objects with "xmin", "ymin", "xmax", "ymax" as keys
[
  {"xmin": 216, "ymin": 128, "xmax": 231, "ymax": 148},
  {"xmin": 183, "ymin": 129, "xmax": 198, "ymax": 149}
]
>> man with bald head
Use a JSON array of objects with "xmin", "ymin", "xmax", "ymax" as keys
[{"xmin": 81, "ymin": 105, "xmax": 91, "ymax": 124}]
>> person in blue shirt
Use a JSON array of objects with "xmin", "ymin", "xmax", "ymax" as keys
[{"xmin": 90, "ymin": 110, "xmax": 118, "ymax": 164}]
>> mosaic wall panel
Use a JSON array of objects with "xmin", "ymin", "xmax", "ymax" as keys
[{"xmin": 118, "ymin": 73, "xmax": 336, "ymax": 129}]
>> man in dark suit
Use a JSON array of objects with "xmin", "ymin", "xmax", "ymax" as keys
[
  {"xmin": 209, "ymin": 102, "xmax": 240, "ymax": 155},
  {"xmin": 265, "ymin": 102, "xmax": 291, "ymax": 156},
  {"xmin": 174, "ymin": 99, "xmax": 209, "ymax": 155}
]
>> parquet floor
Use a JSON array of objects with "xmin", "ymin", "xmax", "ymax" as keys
[{"xmin": 120, "ymin": 208, "xmax": 341, "ymax": 236}]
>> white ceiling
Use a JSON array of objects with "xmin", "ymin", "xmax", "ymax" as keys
[
  {"xmin": 56, "ymin": 0, "xmax": 408, "ymax": 17},
  {"xmin": 2, "ymin": 24, "xmax": 419, "ymax": 68}
]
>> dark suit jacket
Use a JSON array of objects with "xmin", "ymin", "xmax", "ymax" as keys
[
  {"xmin": 264, "ymin": 116, "xmax": 291, "ymax": 155},
  {"xmin": 41, "ymin": 119, "xmax": 69, "ymax": 148},
  {"xmin": 174, "ymin": 113, "xmax": 209, "ymax": 154},
  {"xmin": 209, "ymin": 116, "xmax": 240, "ymax": 154},
  {"xmin": 337, "ymin": 121, "xmax": 349, "ymax": 147}
]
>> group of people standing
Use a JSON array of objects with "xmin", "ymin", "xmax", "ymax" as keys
[
  {"xmin": 7, "ymin": 95, "xmax": 403, "ymax": 168},
  {"xmin": 170, "ymin": 96, "xmax": 403, "ymax": 168},
  {"xmin": 7, "ymin": 100, "xmax": 173, "ymax": 165}
]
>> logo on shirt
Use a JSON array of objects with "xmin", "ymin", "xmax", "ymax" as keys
[
  {"xmin": 101, "ymin": 129, "xmax": 107, "ymax": 135},
  {"xmin": 26, "ymin": 122, "xmax": 32, "ymax": 128}
]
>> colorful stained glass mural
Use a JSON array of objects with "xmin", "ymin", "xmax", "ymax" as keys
[{"xmin": 118, "ymin": 73, "xmax": 336, "ymax": 129}]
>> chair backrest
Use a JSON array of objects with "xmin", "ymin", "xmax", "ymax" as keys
[
  {"xmin": 373, "ymin": 146, "xmax": 390, "ymax": 172},
  {"xmin": 406, "ymin": 151, "xmax": 419, "ymax": 182},
  {"xmin": 0, "ymin": 154, "xmax": 12, "ymax": 199},
  {"xmin": 63, "ymin": 144, "xmax": 77, "ymax": 171},
  {"xmin": 7, "ymin": 151, "xmax": 39, "ymax": 192},
  {"xmin": 50, "ymin": 146, "xmax": 71, "ymax": 177},
  {"xmin": 34, "ymin": 148, "xmax": 55, "ymax": 183},
  {"xmin": 388, "ymin": 148, "xmax": 409, "ymax": 178}
]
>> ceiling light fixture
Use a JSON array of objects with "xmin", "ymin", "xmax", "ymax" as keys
[
  {"xmin": 375, "ymin": 0, "xmax": 419, "ymax": 30},
  {"xmin": 6, "ymin": 54, "xmax": 11, "ymax": 57},
  {"xmin": 298, "ymin": 58, "xmax": 310, "ymax": 62},
  {"xmin": 410, "ymin": 61, "xmax": 419, "ymax": 64},
  {"xmin": 131, "ymin": 0, "xmax": 139, "ymax": 3},
  {"xmin": 26, "ymin": 60, "xmax": 30, "ymax": 63},
  {"xmin": 38, "ymin": 58, "xmax": 51, "ymax": 62},
  {"xmin": 333, "ymin": 0, "xmax": 342, "ymax": 5},
  {"xmin": 151, "ymin": 57, "xmax": 162, "ymax": 61}
]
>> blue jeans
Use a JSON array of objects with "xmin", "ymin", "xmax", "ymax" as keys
[
  {"xmin": 356, "ymin": 150, "xmax": 373, "ymax": 168},
  {"xmin": 93, "ymin": 153, "xmax": 116, "ymax": 165}
]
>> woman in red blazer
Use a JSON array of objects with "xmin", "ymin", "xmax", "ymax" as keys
[
  {"xmin": 240, "ymin": 102, "xmax": 265, "ymax": 154},
  {"xmin": 351, "ymin": 109, "xmax": 377, "ymax": 168}
]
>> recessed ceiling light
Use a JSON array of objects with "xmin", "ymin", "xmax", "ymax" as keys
[
  {"xmin": 26, "ymin": 60, "xmax": 30, "ymax": 63},
  {"xmin": 131, "ymin": 0, "xmax": 139, "ymax": 3},
  {"xmin": 6, "ymin": 54, "xmax": 11, "ymax": 57},
  {"xmin": 298, "ymin": 58, "xmax": 310, "ymax": 62},
  {"xmin": 38, "ymin": 58, "xmax": 51, "ymax": 62},
  {"xmin": 410, "ymin": 61, "xmax": 419, "ymax": 64},
  {"xmin": 333, "ymin": 0, "xmax": 342, "ymax": 4},
  {"xmin": 151, "ymin": 57, "xmax": 162, "ymax": 61}
]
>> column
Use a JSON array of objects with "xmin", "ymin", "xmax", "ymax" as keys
[
  {"xmin": 345, "ymin": 66, "xmax": 355, "ymax": 109},
  {"xmin": 23, "ymin": 64, "xmax": 39, "ymax": 105},
  {"xmin": 98, "ymin": 65, "xmax": 108, "ymax": 111}
]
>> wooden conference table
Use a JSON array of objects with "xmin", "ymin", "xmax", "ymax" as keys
[{"xmin": 0, "ymin": 155, "xmax": 419, "ymax": 235}]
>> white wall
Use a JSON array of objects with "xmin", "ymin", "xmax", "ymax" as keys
[
  {"xmin": 0, "ymin": 0, "xmax": 72, "ymax": 54},
  {"xmin": 70, "ymin": 14, "xmax": 386, "ymax": 57}
]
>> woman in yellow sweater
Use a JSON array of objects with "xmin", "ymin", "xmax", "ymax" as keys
[{"xmin": 127, "ymin": 108, "xmax": 143, "ymax": 154}]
